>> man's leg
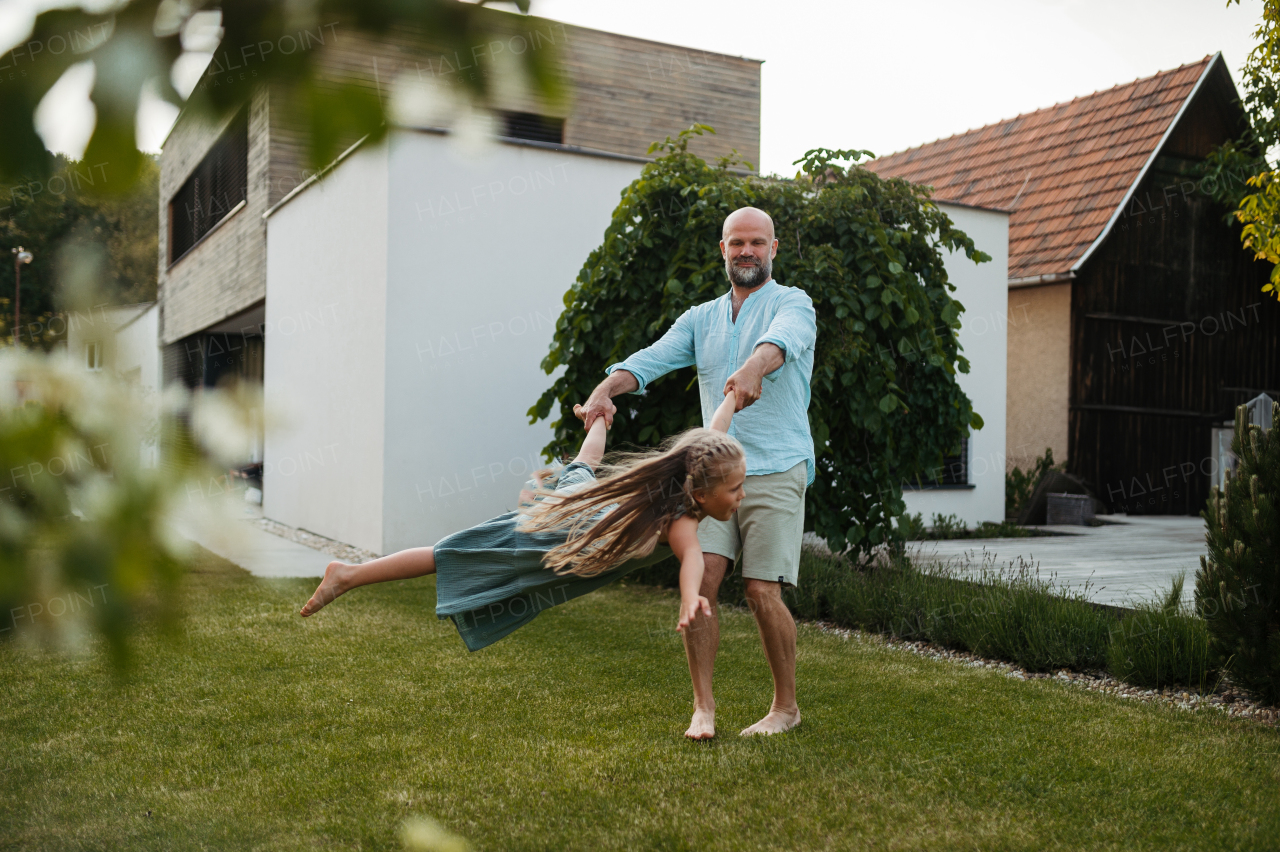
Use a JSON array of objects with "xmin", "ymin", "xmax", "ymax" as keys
[
  {"xmin": 740, "ymin": 578, "xmax": 801, "ymax": 735},
  {"xmin": 734, "ymin": 462, "xmax": 806, "ymax": 736},
  {"xmin": 682, "ymin": 552, "xmax": 728, "ymax": 740}
]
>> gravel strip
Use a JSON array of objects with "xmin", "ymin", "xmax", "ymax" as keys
[
  {"xmin": 810, "ymin": 621, "xmax": 1278, "ymax": 728},
  {"xmin": 251, "ymin": 516, "xmax": 381, "ymax": 565}
]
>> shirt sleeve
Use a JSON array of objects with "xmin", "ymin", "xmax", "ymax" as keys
[
  {"xmin": 755, "ymin": 289, "xmax": 817, "ymax": 383},
  {"xmin": 606, "ymin": 308, "xmax": 697, "ymax": 393},
  {"xmin": 554, "ymin": 461, "xmax": 598, "ymax": 495}
]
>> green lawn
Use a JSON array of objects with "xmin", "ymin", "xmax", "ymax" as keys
[{"xmin": 3, "ymin": 551, "xmax": 1278, "ymax": 852}]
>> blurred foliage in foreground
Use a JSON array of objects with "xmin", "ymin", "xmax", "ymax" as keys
[
  {"xmin": 1, "ymin": 0, "xmax": 564, "ymax": 193},
  {"xmin": 0, "ymin": 346, "xmax": 261, "ymax": 669}
]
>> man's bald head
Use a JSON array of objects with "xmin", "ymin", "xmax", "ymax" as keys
[
  {"xmin": 720, "ymin": 206, "xmax": 778, "ymax": 290},
  {"xmin": 722, "ymin": 206, "xmax": 776, "ymax": 241}
]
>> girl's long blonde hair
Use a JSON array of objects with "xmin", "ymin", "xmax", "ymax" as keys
[{"xmin": 518, "ymin": 428, "xmax": 744, "ymax": 577}]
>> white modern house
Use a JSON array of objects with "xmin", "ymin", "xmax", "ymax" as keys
[
  {"xmin": 900, "ymin": 202, "xmax": 1010, "ymax": 528},
  {"xmin": 263, "ymin": 130, "xmax": 650, "ymax": 553},
  {"xmin": 156, "ymin": 15, "xmax": 763, "ymax": 555}
]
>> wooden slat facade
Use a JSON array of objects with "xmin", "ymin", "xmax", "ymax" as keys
[{"xmin": 1068, "ymin": 61, "xmax": 1280, "ymax": 514}]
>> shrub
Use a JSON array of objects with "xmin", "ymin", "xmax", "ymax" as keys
[
  {"xmin": 1197, "ymin": 400, "xmax": 1280, "ymax": 704},
  {"xmin": 930, "ymin": 513, "xmax": 966, "ymax": 538},
  {"xmin": 1107, "ymin": 574, "xmax": 1212, "ymax": 690},
  {"xmin": 896, "ymin": 512, "xmax": 1042, "ymax": 540},
  {"xmin": 1006, "ymin": 447, "xmax": 1062, "ymax": 519},
  {"xmin": 630, "ymin": 548, "xmax": 1114, "ymax": 673}
]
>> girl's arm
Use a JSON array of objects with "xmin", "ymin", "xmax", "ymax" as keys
[
  {"xmin": 708, "ymin": 391, "xmax": 737, "ymax": 433},
  {"xmin": 571, "ymin": 404, "xmax": 608, "ymax": 468},
  {"xmin": 667, "ymin": 515, "xmax": 711, "ymax": 633}
]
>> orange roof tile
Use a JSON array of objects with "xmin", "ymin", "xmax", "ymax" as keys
[{"xmin": 865, "ymin": 57, "xmax": 1215, "ymax": 280}]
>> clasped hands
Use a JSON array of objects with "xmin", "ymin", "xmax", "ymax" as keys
[{"xmin": 576, "ymin": 361, "xmax": 769, "ymax": 430}]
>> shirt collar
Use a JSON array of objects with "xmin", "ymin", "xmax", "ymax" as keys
[{"xmin": 721, "ymin": 279, "xmax": 777, "ymax": 314}]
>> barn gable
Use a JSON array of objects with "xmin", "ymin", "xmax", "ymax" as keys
[{"xmin": 866, "ymin": 55, "xmax": 1231, "ymax": 283}]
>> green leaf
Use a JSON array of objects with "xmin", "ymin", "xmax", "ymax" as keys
[
  {"xmin": 665, "ymin": 278, "xmax": 684, "ymax": 294},
  {"xmin": 878, "ymin": 394, "xmax": 899, "ymax": 413}
]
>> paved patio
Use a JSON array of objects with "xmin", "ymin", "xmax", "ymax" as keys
[
  {"xmin": 169, "ymin": 502, "xmax": 332, "ymax": 579},
  {"xmin": 907, "ymin": 514, "xmax": 1208, "ymax": 608}
]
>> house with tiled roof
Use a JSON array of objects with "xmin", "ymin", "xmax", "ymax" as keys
[{"xmin": 869, "ymin": 52, "xmax": 1280, "ymax": 516}]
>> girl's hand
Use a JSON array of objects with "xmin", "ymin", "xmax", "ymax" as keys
[{"xmin": 677, "ymin": 595, "xmax": 713, "ymax": 633}]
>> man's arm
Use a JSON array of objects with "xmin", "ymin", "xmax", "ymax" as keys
[
  {"xmin": 723, "ymin": 291, "xmax": 816, "ymax": 411},
  {"xmin": 581, "ymin": 310, "xmax": 697, "ymax": 429}
]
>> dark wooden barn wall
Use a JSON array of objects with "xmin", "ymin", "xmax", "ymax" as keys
[{"xmin": 1068, "ymin": 162, "xmax": 1280, "ymax": 515}]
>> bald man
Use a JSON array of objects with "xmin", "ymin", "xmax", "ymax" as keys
[{"xmin": 580, "ymin": 206, "xmax": 817, "ymax": 738}]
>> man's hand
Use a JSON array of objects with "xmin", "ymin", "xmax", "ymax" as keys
[
  {"xmin": 723, "ymin": 343, "xmax": 784, "ymax": 412},
  {"xmin": 724, "ymin": 366, "xmax": 763, "ymax": 412},
  {"xmin": 579, "ymin": 388, "xmax": 618, "ymax": 430},
  {"xmin": 578, "ymin": 370, "xmax": 638, "ymax": 430}
]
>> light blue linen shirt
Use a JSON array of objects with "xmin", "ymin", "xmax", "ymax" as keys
[{"xmin": 607, "ymin": 279, "xmax": 817, "ymax": 485}]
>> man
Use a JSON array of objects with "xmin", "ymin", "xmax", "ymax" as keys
[{"xmin": 580, "ymin": 206, "xmax": 816, "ymax": 738}]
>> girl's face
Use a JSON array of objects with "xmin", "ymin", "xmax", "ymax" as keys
[{"xmin": 694, "ymin": 459, "xmax": 747, "ymax": 521}]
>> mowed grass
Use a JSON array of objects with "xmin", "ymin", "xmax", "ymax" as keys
[{"xmin": 2, "ymin": 551, "xmax": 1278, "ymax": 852}]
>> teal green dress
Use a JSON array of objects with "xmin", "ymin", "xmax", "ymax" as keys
[{"xmin": 433, "ymin": 461, "xmax": 674, "ymax": 651}]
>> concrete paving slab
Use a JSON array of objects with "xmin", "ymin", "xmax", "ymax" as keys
[
  {"xmin": 169, "ymin": 504, "xmax": 330, "ymax": 579},
  {"xmin": 907, "ymin": 514, "xmax": 1208, "ymax": 608}
]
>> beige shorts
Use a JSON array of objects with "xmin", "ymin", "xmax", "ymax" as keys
[{"xmin": 697, "ymin": 461, "xmax": 807, "ymax": 587}]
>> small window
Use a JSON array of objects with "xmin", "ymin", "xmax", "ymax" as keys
[
  {"xmin": 169, "ymin": 109, "xmax": 249, "ymax": 263},
  {"xmin": 904, "ymin": 438, "xmax": 968, "ymax": 488},
  {"xmin": 86, "ymin": 341, "xmax": 101, "ymax": 371},
  {"xmin": 936, "ymin": 440, "xmax": 969, "ymax": 486},
  {"xmin": 500, "ymin": 111, "xmax": 564, "ymax": 144}
]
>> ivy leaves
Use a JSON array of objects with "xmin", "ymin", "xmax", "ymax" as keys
[{"xmin": 530, "ymin": 129, "xmax": 988, "ymax": 558}]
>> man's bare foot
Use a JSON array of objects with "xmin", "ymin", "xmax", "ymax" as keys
[
  {"xmin": 739, "ymin": 707, "xmax": 801, "ymax": 737},
  {"xmin": 684, "ymin": 707, "xmax": 716, "ymax": 740},
  {"xmin": 300, "ymin": 561, "xmax": 352, "ymax": 616}
]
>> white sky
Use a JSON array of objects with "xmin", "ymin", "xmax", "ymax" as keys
[{"xmin": 1, "ymin": 0, "xmax": 1266, "ymax": 175}]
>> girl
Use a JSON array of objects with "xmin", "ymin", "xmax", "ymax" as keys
[{"xmin": 300, "ymin": 393, "xmax": 744, "ymax": 653}]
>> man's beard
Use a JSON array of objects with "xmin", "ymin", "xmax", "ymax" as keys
[{"xmin": 726, "ymin": 254, "xmax": 771, "ymax": 288}]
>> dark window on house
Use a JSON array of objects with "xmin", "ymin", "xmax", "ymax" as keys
[
  {"xmin": 169, "ymin": 110, "xmax": 248, "ymax": 263},
  {"xmin": 904, "ymin": 438, "xmax": 969, "ymax": 488},
  {"xmin": 500, "ymin": 111, "xmax": 564, "ymax": 144}
]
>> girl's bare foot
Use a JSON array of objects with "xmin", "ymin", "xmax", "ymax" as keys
[
  {"xmin": 684, "ymin": 706, "xmax": 716, "ymax": 740},
  {"xmin": 740, "ymin": 706, "xmax": 801, "ymax": 736},
  {"xmin": 300, "ymin": 561, "xmax": 353, "ymax": 616}
]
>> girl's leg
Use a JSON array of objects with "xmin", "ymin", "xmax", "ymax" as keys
[{"xmin": 300, "ymin": 547, "xmax": 436, "ymax": 616}]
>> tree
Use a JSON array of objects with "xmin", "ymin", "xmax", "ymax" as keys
[
  {"xmin": 1219, "ymin": 0, "xmax": 1280, "ymax": 300},
  {"xmin": 0, "ymin": 155, "xmax": 160, "ymax": 349},
  {"xmin": 1197, "ymin": 401, "xmax": 1280, "ymax": 703},
  {"xmin": 529, "ymin": 128, "xmax": 988, "ymax": 558}
]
